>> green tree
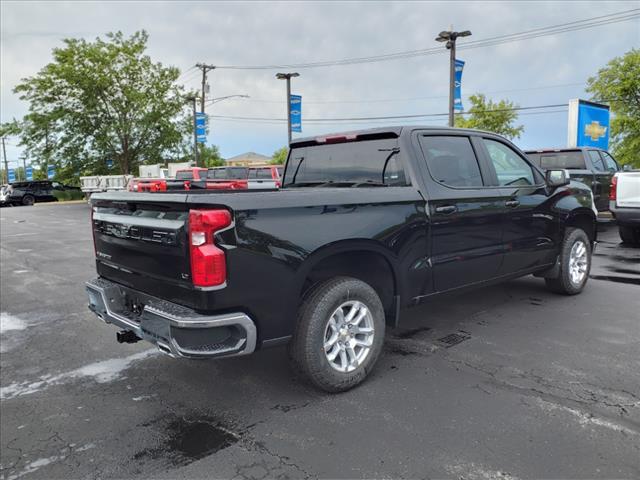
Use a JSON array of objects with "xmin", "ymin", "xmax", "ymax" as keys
[
  {"xmin": 587, "ymin": 49, "xmax": 640, "ymax": 168},
  {"xmin": 455, "ymin": 94, "xmax": 524, "ymax": 139},
  {"xmin": 13, "ymin": 31, "xmax": 191, "ymax": 183},
  {"xmin": 0, "ymin": 120, "xmax": 22, "ymax": 183},
  {"xmin": 270, "ymin": 146, "xmax": 288, "ymax": 165},
  {"xmin": 199, "ymin": 144, "xmax": 224, "ymax": 168}
]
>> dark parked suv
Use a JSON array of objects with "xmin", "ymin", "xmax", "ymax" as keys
[{"xmin": 0, "ymin": 181, "xmax": 79, "ymax": 206}]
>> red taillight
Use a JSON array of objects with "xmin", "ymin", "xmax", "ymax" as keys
[
  {"xmin": 188, "ymin": 209, "xmax": 232, "ymax": 287},
  {"xmin": 610, "ymin": 175, "xmax": 618, "ymax": 201}
]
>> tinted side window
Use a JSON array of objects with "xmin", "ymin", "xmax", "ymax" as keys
[
  {"xmin": 419, "ymin": 136, "xmax": 483, "ymax": 188},
  {"xmin": 525, "ymin": 153, "xmax": 542, "ymax": 167},
  {"xmin": 483, "ymin": 139, "xmax": 535, "ymax": 187},
  {"xmin": 175, "ymin": 171, "xmax": 193, "ymax": 180},
  {"xmin": 247, "ymin": 169, "xmax": 257, "ymax": 179},
  {"xmin": 588, "ymin": 151, "xmax": 606, "ymax": 171},
  {"xmin": 601, "ymin": 152, "xmax": 619, "ymax": 172},
  {"xmin": 228, "ymin": 167, "xmax": 248, "ymax": 179}
]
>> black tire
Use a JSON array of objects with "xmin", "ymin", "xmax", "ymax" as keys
[
  {"xmin": 21, "ymin": 195, "xmax": 35, "ymax": 206},
  {"xmin": 619, "ymin": 226, "xmax": 640, "ymax": 246},
  {"xmin": 545, "ymin": 227, "xmax": 591, "ymax": 295},
  {"xmin": 288, "ymin": 277, "xmax": 386, "ymax": 393}
]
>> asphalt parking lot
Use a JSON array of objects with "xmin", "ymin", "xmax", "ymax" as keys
[{"xmin": 1, "ymin": 202, "xmax": 639, "ymax": 479}]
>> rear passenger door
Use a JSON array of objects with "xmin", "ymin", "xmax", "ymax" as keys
[
  {"xmin": 479, "ymin": 137, "xmax": 558, "ymax": 274},
  {"xmin": 416, "ymin": 133, "xmax": 505, "ymax": 292},
  {"xmin": 587, "ymin": 150, "xmax": 610, "ymax": 211}
]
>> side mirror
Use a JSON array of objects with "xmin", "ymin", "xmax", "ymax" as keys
[
  {"xmin": 622, "ymin": 164, "xmax": 631, "ymax": 172},
  {"xmin": 546, "ymin": 169, "xmax": 570, "ymax": 187}
]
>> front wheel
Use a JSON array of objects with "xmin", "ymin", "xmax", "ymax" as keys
[
  {"xmin": 22, "ymin": 195, "xmax": 35, "ymax": 206},
  {"xmin": 545, "ymin": 227, "xmax": 591, "ymax": 295},
  {"xmin": 289, "ymin": 277, "xmax": 385, "ymax": 393}
]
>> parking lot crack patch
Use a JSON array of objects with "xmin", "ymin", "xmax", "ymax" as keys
[{"xmin": 251, "ymin": 440, "xmax": 314, "ymax": 479}]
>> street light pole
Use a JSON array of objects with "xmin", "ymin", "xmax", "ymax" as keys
[
  {"xmin": 435, "ymin": 28, "xmax": 472, "ymax": 127},
  {"xmin": 276, "ymin": 72, "xmax": 300, "ymax": 145},
  {"xmin": 1, "ymin": 137, "xmax": 8, "ymax": 184}
]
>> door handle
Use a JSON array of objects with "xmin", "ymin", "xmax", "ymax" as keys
[
  {"xmin": 435, "ymin": 205, "xmax": 458, "ymax": 214},
  {"xmin": 505, "ymin": 200, "xmax": 520, "ymax": 208}
]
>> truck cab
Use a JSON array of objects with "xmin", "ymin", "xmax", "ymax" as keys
[{"xmin": 525, "ymin": 147, "xmax": 620, "ymax": 211}]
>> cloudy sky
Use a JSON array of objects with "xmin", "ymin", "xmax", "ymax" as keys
[{"xmin": 1, "ymin": 1, "xmax": 639, "ymax": 164}]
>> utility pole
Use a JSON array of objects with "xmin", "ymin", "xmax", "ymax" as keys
[
  {"xmin": 276, "ymin": 72, "xmax": 300, "ymax": 145},
  {"xmin": 195, "ymin": 63, "xmax": 216, "ymax": 114},
  {"xmin": 1, "ymin": 137, "xmax": 8, "ymax": 184},
  {"xmin": 436, "ymin": 28, "xmax": 471, "ymax": 127}
]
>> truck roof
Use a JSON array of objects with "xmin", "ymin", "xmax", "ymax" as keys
[
  {"xmin": 524, "ymin": 147, "xmax": 607, "ymax": 153},
  {"xmin": 290, "ymin": 126, "xmax": 495, "ymax": 147}
]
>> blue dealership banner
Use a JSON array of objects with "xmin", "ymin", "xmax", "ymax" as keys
[
  {"xmin": 567, "ymin": 99, "xmax": 610, "ymax": 149},
  {"xmin": 195, "ymin": 113, "xmax": 207, "ymax": 143},
  {"xmin": 106, "ymin": 159, "xmax": 113, "ymax": 169},
  {"xmin": 454, "ymin": 59, "xmax": 465, "ymax": 111},
  {"xmin": 8, "ymin": 168, "xmax": 16, "ymax": 183},
  {"xmin": 290, "ymin": 95, "xmax": 302, "ymax": 133},
  {"xmin": 47, "ymin": 165, "xmax": 55, "ymax": 179},
  {"xmin": 26, "ymin": 166, "xmax": 33, "ymax": 181}
]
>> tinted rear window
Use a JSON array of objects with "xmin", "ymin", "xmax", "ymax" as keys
[
  {"xmin": 208, "ymin": 167, "xmax": 248, "ymax": 179},
  {"xmin": 175, "ymin": 171, "xmax": 194, "ymax": 180},
  {"xmin": 283, "ymin": 138, "xmax": 406, "ymax": 186},
  {"xmin": 527, "ymin": 152, "xmax": 585, "ymax": 170},
  {"xmin": 248, "ymin": 168, "xmax": 272, "ymax": 179}
]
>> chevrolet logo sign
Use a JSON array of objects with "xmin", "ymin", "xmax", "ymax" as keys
[{"xmin": 584, "ymin": 121, "xmax": 607, "ymax": 141}]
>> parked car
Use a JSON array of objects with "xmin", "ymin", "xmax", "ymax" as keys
[
  {"xmin": 1, "ymin": 180, "xmax": 78, "ymax": 206},
  {"xmin": 610, "ymin": 170, "xmax": 640, "ymax": 245},
  {"xmin": 524, "ymin": 147, "xmax": 619, "ymax": 211},
  {"xmin": 248, "ymin": 166, "xmax": 283, "ymax": 189},
  {"xmin": 201, "ymin": 167, "xmax": 249, "ymax": 190},
  {"xmin": 164, "ymin": 167, "xmax": 208, "ymax": 190},
  {"xmin": 86, "ymin": 127, "xmax": 597, "ymax": 392}
]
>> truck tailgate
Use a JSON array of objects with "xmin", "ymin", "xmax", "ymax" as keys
[
  {"xmin": 91, "ymin": 195, "xmax": 192, "ymax": 292},
  {"xmin": 617, "ymin": 172, "xmax": 640, "ymax": 208}
]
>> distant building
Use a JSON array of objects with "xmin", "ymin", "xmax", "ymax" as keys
[{"xmin": 225, "ymin": 152, "xmax": 271, "ymax": 167}]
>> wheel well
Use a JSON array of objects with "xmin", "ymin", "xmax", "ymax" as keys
[
  {"xmin": 566, "ymin": 213, "xmax": 596, "ymax": 243},
  {"xmin": 302, "ymin": 250, "xmax": 397, "ymax": 320}
]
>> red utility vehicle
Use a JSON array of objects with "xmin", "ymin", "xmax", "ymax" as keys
[{"xmin": 248, "ymin": 166, "xmax": 284, "ymax": 188}]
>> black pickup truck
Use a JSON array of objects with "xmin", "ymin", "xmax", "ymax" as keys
[
  {"xmin": 86, "ymin": 127, "xmax": 597, "ymax": 392},
  {"xmin": 524, "ymin": 147, "xmax": 620, "ymax": 212}
]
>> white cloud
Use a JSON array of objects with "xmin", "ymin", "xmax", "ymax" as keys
[{"xmin": 1, "ymin": 0, "xmax": 638, "ymax": 160}]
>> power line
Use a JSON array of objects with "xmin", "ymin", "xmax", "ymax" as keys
[
  {"xmin": 212, "ymin": 9, "xmax": 639, "ymax": 70},
  {"xmin": 209, "ymin": 102, "xmax": 569, "ymax": 123},
  {"xmin": 211, "ymin": 108, "xmax": 568, "ymax": 127},
  {"xmin": 246, "ymin": 82, "xmax": 586, "ymax": 105}
]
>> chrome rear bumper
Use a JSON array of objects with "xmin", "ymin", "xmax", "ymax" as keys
[{"xmin": 86, "ymin": 277, "xmax": 256, "ymax": 358}]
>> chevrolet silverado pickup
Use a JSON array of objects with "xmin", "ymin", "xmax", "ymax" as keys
[
  {"xmin": 610, "ymin": 170, "xmax": 640, "ymax": 245},
  {"xmin": 86, "ymin": 127, "xmax": 597, "ymax": 392},
  {"xmin": 525, "ymin": 147, "xmax": 619, "ymax": 211}
]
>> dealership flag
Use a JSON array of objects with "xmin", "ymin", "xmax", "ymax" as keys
[{"xmin": 454, "ymin": 59, "xmax": 465, "ymax": 111}]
